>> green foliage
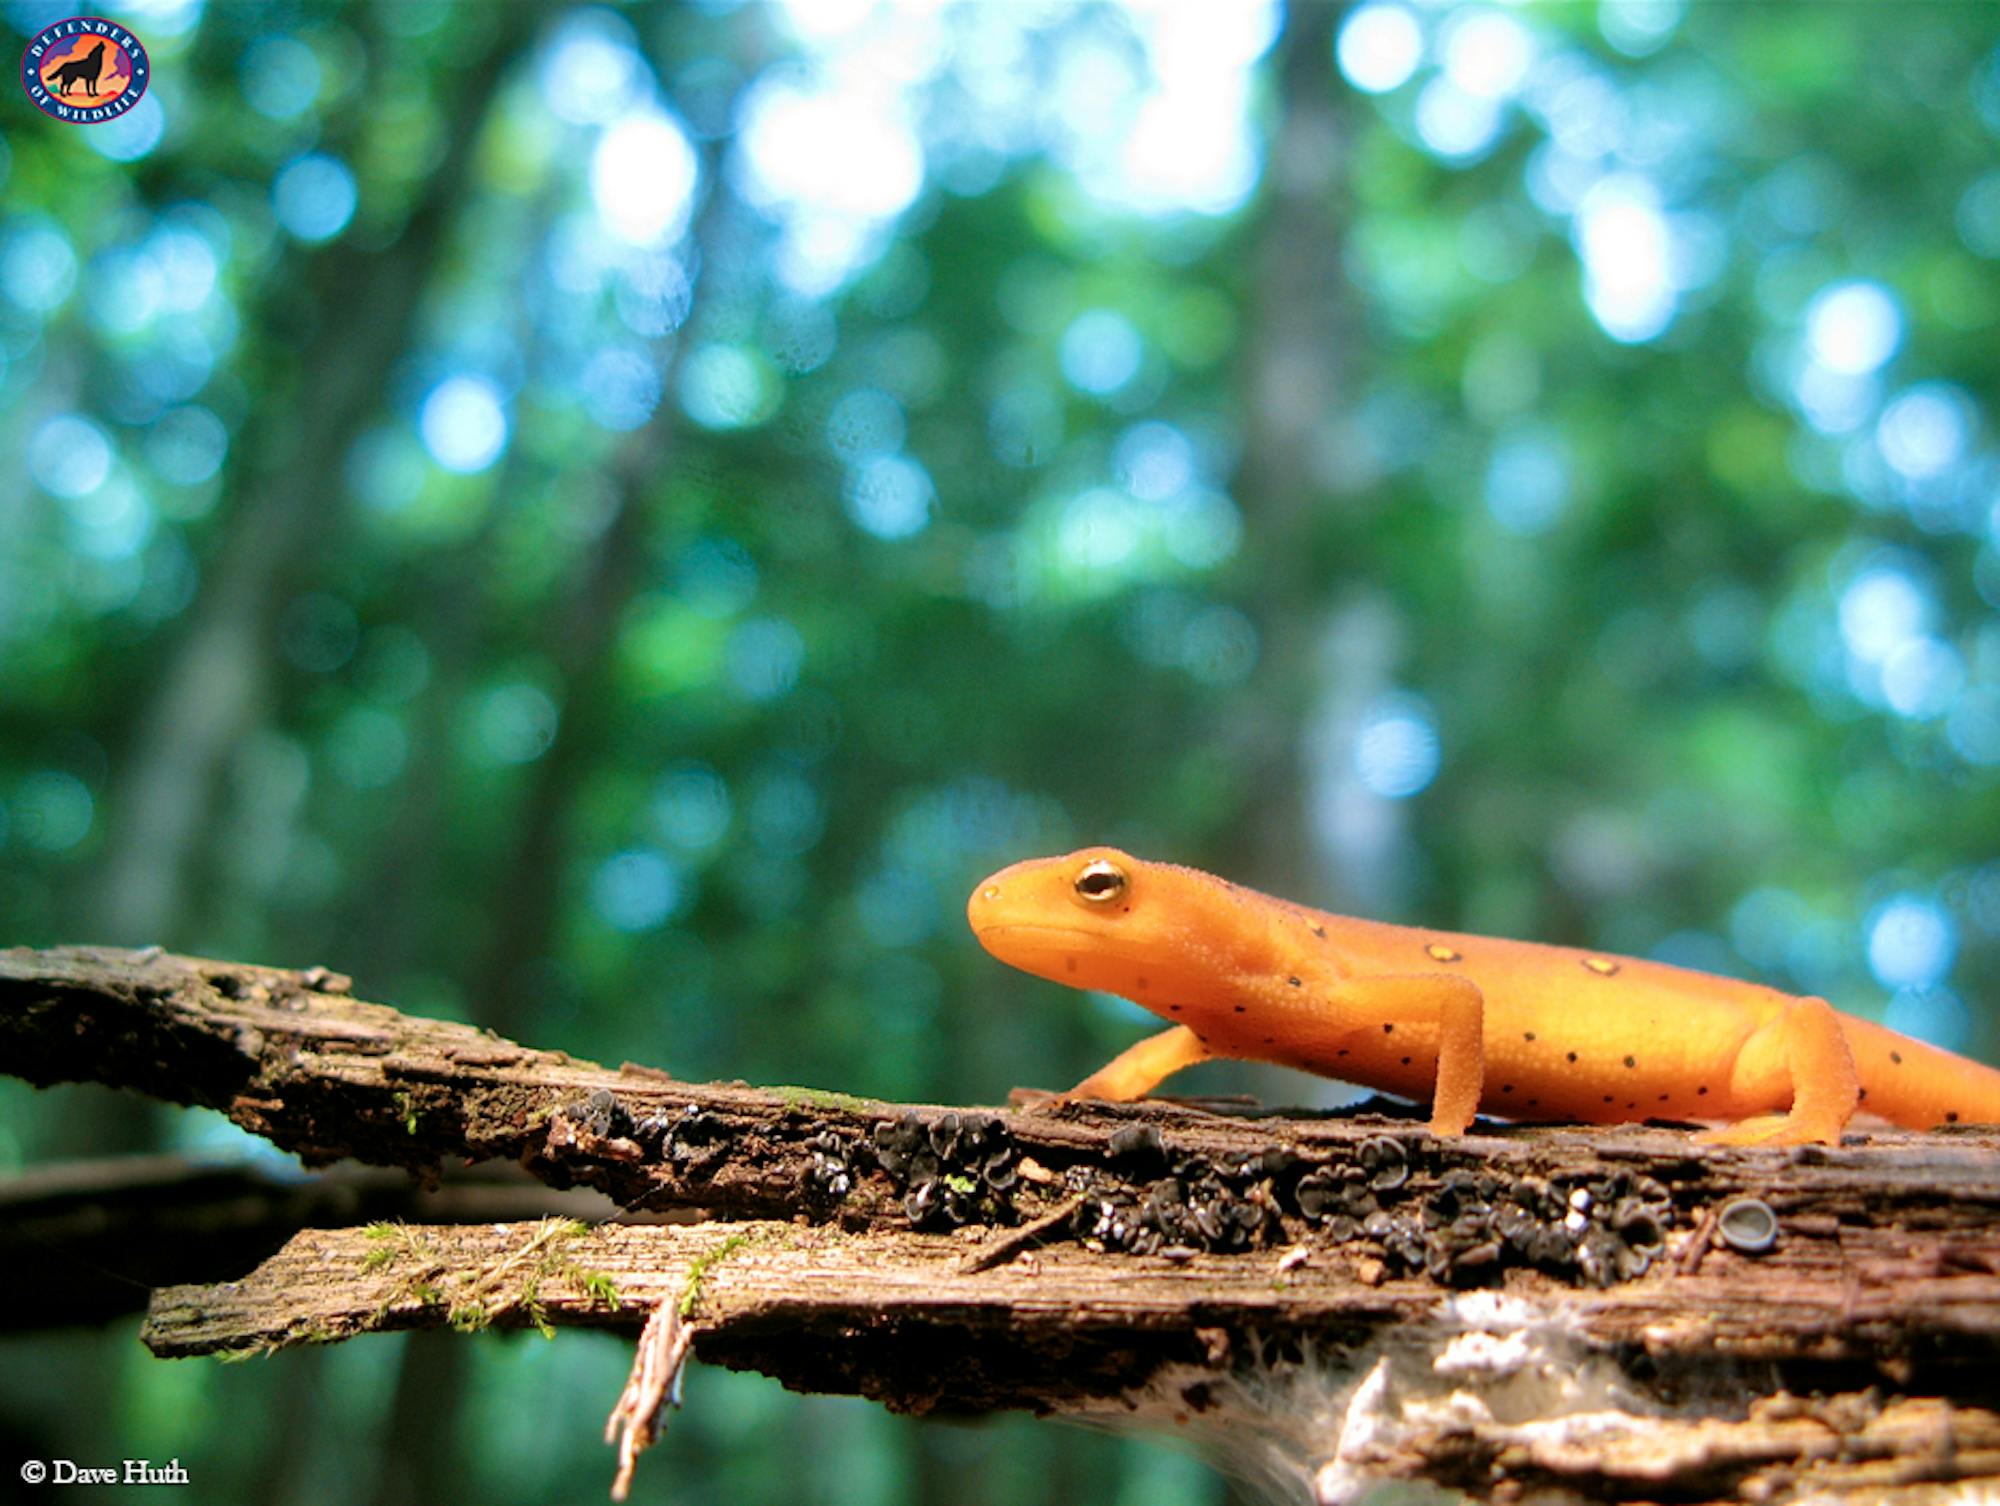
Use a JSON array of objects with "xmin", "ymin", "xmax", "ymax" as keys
[{"xmin": 1, "ymin": 2, "xmax": 1996, "ymax": 1503}]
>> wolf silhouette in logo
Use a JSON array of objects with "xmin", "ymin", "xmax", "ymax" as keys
[{"xmin": 45, "ymin": 38, "xmax": 110, "ymax": 97}]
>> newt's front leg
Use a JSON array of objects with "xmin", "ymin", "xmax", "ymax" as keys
[
  {"xmin": 1065, "ymin": 974, "xmax": 1487, "ymax": 1138},
  {"xmin": 1067, "ymin": 1024, "xmax": 1214, "ymax": 1100}
]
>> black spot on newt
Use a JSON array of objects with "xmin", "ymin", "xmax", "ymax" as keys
[
  {"xmin": 1234, "ymin": 1005, "xmax": 1246, "ymax": 1013},
  {"xmin": 1624, "ymin": 1055, "xmax": 1636, "ymax": 1068},
  {"xmin": 1947, "ymin": 1111, "xmax": 1960, "ymax": 1123},
  {"xmin": 1501, "ymin": 1084, "xmax": 1514, "ymax": 1093},
  {"xmin": 1309, "ymin": 922, "xmax": 1326, "ymax": 937},
  {"xmin": 1698, "ymin": 1086, "xmax": 1708, "ymax": 1096},
  {"xmin": 1169, "ymin": 1004, "xmax": 1183, "ymax": 1013},
  {"xmin": 1401, "ymin": 1056, "xmax": 1411, "ymax": 1065},
  {"xmin": 1567, "ymin": 1051, "xmax": 1579, "ymax": 1063},
  {"xmin": 1383, "ymin": 1024, "xmax": 1394, "ymax": 1034},
  {"xmin": 1858, "ymin": 1088, "xmax": 1868, "ymax": 1101},
  {"xmin": 1287, "ymin": 976, "xmax": 1302, "ymax": 987},
  {"xmin": 1892, "ymin": 1051, "xmax": 1903, "ymax": 1064},
  {"xmin": 1523, "ymin": 1031, "xmax": 1536, "ymax": 1041},
  {"xmin": 1338, "ymin": 1049, "xmax": 1349, "ymax": 1058},
  {"xmin": 1602, "ymin": 1095, "xmax": 1614, "ymax": 1104},
  {"xmin": 1658, "ymin": 1094, "xmax": 1669, "ymax": 1103},
  {"xmin": 1262, "ymin": 1036, "xmax": 1275, "ymax": 1045}
]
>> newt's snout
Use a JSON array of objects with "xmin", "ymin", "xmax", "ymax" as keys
[{"xmin": 967, "ymin": 850, "xmax": 1150, "ymax": 988}]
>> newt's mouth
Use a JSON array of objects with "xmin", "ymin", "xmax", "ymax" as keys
[
  {"xmin": 968, "ymin": 920, "xmax": 1102, "ymax": 958},
  {"xmin": 970, "ymin": 920, "xmax": 1100, "ymax": 943},
  {"xmin": 968, "ymin": 920, "xmax": 1140, "ymax": 987}
]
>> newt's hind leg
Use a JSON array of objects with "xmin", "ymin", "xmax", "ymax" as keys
[{"xmin": 1695, "ymin": 995, "xmax": 1859, "ymax": 1147}]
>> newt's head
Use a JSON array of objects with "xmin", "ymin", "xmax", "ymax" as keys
[{"xmin": 968, "ymin": 847, "xmax": 1264, "ymax": 1011}]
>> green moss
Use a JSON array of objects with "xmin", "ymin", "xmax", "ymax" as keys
[
  {"xmin": 364, "ymin": 1216, "xmax": 616, "ymax": 1338},
  {"xmin": 678, "ymin": 1231, "xmax": 752, "ymax": 1319},
  {"xmin": 774, "ymin": 1085, "xmax": 873, "ymax": 1115}
]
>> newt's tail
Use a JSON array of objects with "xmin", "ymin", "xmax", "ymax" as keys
[{"xmin": 1840, "ymin": 1014, "xmax": 2000, "ymax": 1129}]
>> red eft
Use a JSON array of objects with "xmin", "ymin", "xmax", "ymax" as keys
[{"xmin": 968, "ymin": 847, "xmax": 2000, "ymax": 1146}]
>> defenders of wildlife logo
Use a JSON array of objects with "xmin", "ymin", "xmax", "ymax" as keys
[{"xmin": 21, "ymin": 15, "xmax": 149, "ymax": 123}]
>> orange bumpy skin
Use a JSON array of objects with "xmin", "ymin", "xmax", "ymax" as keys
[{"xmin": 968, "ymin": 847, "xmax": 2000, "ymax": 1144}]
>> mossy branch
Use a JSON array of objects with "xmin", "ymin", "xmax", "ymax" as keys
[{"xmin": 11, "ymin": 944, "xmax": 2000, "ymax": 1502}]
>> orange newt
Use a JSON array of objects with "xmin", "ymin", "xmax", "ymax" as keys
[{"xmin": 967, "ymin": 847, "xmax": 2000, "ymax": 1146}]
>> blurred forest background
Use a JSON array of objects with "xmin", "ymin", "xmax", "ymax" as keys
[{"xmin": 2, "ymin": 0, "xmax": 1998, "ymax": 1502}]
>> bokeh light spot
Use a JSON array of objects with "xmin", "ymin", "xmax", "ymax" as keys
[
  {"xmin": 88, "ymin": 95, "xmax": 164, "ymax": 163},
  {"xmin": 472, "ymin": 683, "xmax": 560, "ymax": 765},
  {"xmin": 1575, "ymin": 174, "xmax": 1675, "ymax": 342},
  {"xmin": 650, "ymin": 763, "xmax": 732, "ymax": 852},
  {"xmin": 420, "ymin": 376, "xmax": 509, "ymax": 473},
  {"xmin": 12, "ymin": 772, "xmax": 93, "ymax": 852},
  {"xmin": 1866, "ymin": 895, "xmax": 1956, "ymax": 991},
  {"xmin": 725, "ymin": 617, "xmax": 805, "ymax": 701},
  {"xmin": 1876, "ymin": 383, "xmax": 1973, "ymax": 482},
  {"xmin": 680, "ymin": 344, "xmax": 782, "ymax": 430},
  {"xmin": 1060, "ymin": 310, "xmax": 1143, "ymax": 396},
  {"xmin": 273, "ymin": 153, "xmax": 358, "ymax": 242},
  {"xmin": 844, "ymin": 455, "xmax": 935, "ymax": 539},
  {"xmin": 592, "ymin": 849, "xmax": 684, "ymax": 931},
  {"xmin": 1337, "ymin": 5, "xmax": 1423, "ymax": 94},
  {"xmin": 1485, "ymin": 429, "xmax": 1571, "ymax": 535},
  {"xmin": 1441, "ymin": 10, "xmax": 1534, "ymax": 100},
  {"xmin": 540, "ymin": 9, "xmax": 646, "ymax": 125},
  {"xmin": 580, "ymin": 347, "xmax": 661, "ymax": 432},
  {"xmin": 592, "ymin": 112, "xmax": 699, "ymax": 246},
  {"xmin": 241, "ymin": 36, "xmax": 321, "ymax": 119},
  {"xmin": 1805, "ymin": 281, "xmax": 1902, "ymax": 376},
  {"xmin": 29, "ymin": 415, "xmax": 113, "ymax": 498},
  {"xmin": 1354, "ymin": 694, "xmax": 1441, "ymax": 798}
]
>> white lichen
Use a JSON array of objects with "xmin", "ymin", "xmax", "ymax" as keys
[{"xmin": 1079, "ymin": 1291, "xmax": 1666, "ymax": 1506}]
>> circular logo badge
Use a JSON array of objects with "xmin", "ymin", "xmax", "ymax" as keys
[{"xmin": 21, "ymin": 16, "xmax": 149, "ymax": 123}]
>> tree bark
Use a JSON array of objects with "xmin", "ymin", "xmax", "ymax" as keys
[{"xmin": 6, "ymin": 943, "xmax": 2000, "ymax": 1504}]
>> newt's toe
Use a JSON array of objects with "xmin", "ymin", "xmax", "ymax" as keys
[{"xmin": 1694, "ymin": 1114, "xmax": 1842, "ymax": 1148}]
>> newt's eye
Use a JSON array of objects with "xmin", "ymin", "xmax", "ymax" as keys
[{"xmin": 1074, "ymin": 859, "xmax": 1128, "ymax": 904}]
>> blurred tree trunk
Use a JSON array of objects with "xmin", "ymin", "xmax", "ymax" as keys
[
  {"xmin": 249, "ymin": 1346, "xmax": 324, "ymax": 1506},
  {"xmin": 464, "ymin": 430, "xmax": 664, "ymax": 1035},
  {"xmin": 93, "ymin": 5, "xmax": 546, "ymax": 953},
  {"xmin": 334, "ymin": 172, "xmax": 565, "ymax": 992},
  {"xmin": 1221, "ymin": 4, "xmax": 1412, "ymax": 1116},
  {"xmin": 463, "ymin": 159, "xmax": 759, "ymax": 1039},
  {"xmin": 367, "ymin": 1334, "xmax": 464, "ymax": 1506},
  {"xmin": 1227, "ymin": 1, "xmax": 1403, "ymax": 916},
  {"xmin": 1224, "ymin": 5, "xmax": 1416, "ymax": 916}
]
